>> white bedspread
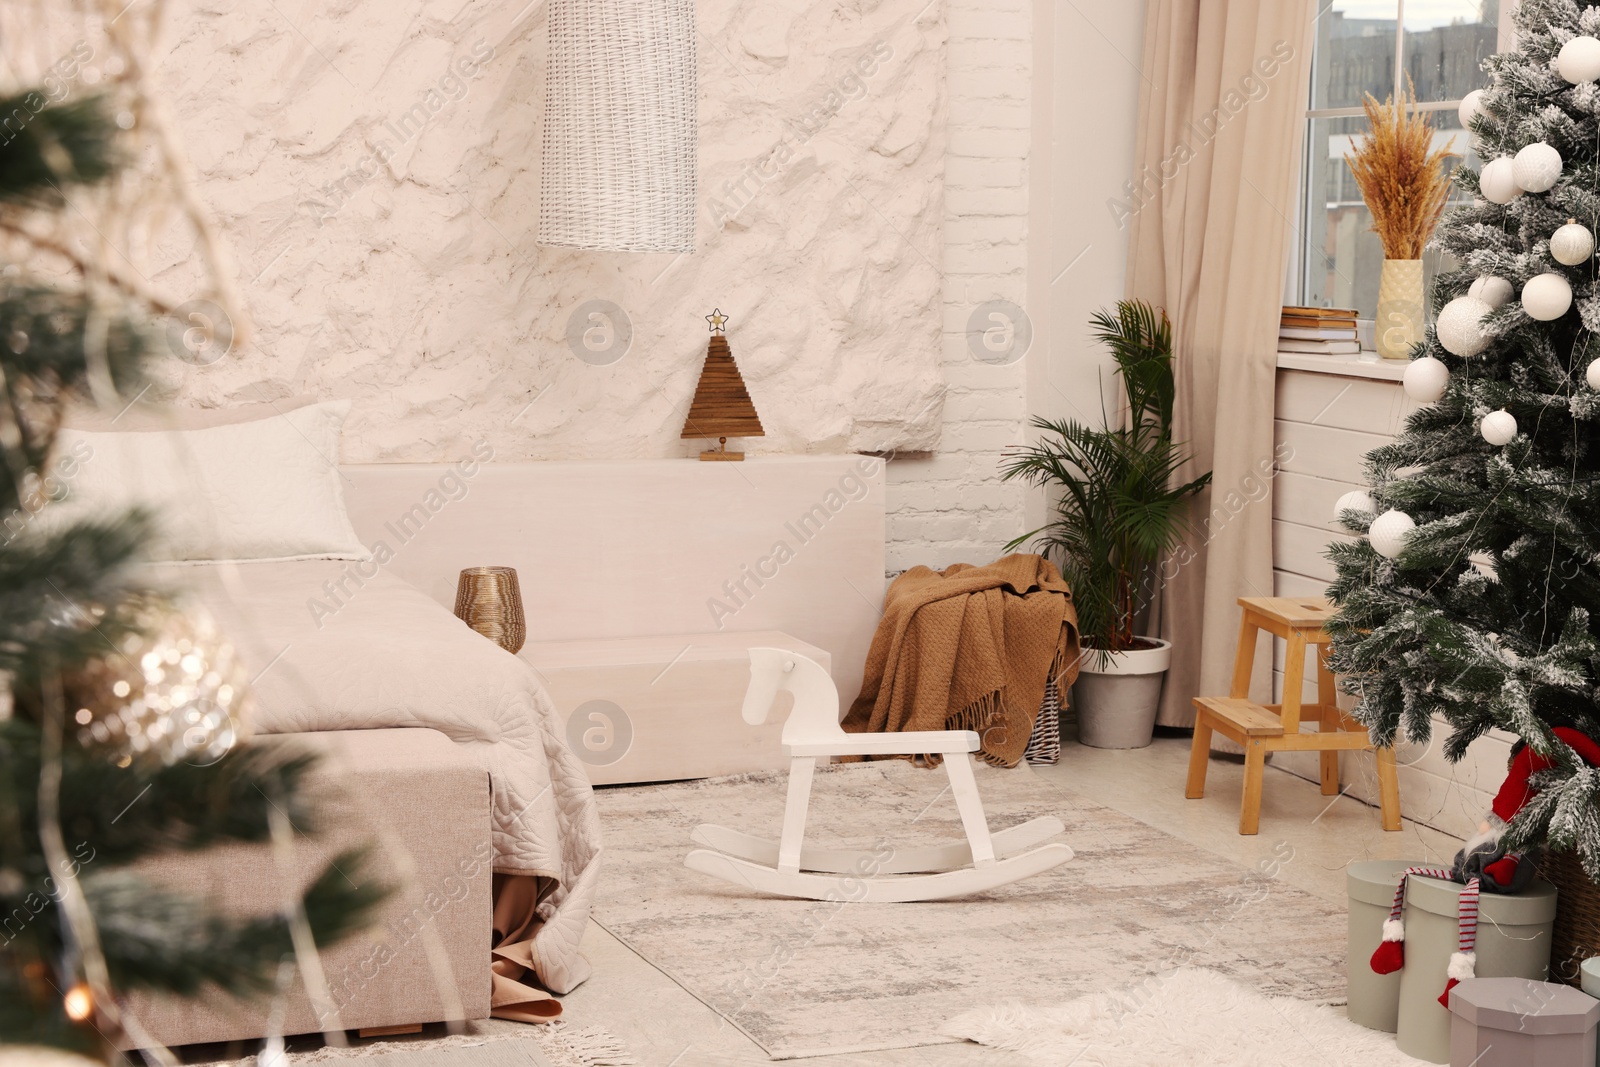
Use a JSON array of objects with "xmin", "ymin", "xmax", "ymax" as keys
[{"xmin": 152, "ymin": 560, "xmax": 602, "ymax": 995}]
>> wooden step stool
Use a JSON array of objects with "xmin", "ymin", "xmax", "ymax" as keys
[{"xmin": 1185, "ymin": 596, "xmax": 1401, "ymax": 835}]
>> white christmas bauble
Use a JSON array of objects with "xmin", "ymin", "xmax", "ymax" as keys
[
  {"xmin": 1403, "ymin": 355, "xmax": 1450, "ymax": 402},
  {"xmin": 1468, "ymin": 275, "xmax": 1514, "ymax": 308},
  {"xmin": 1436, "ymin": 295, "xmax": 1494, "ymax": 357},
  {"xmin": 1369, "ymin": 509, "xmax": 1416, "ymax": 559},
  {"xmin": 1480, "ymin": 409, "xmax": 1517, "ymax": 446},
  {"xmin": 1559, "ymin": 35, "xmax": 1600, "ymax": 83},
  {"xmin": 1334, "ymin": 490, "xmax": 1377, "ymax": 521},
  {"xmin": 1513, "ymin": 142, "xmax": 1563, "ymax": 193},
  {"xmin": 1589, "ymin": 358, "xmax": 1600, "ymax": 390},
  {"xmin": 1458, "ymin": 89, "xmax": 1486, "ymax": 129},
  {"xmin": 1551, "ymin": 220, "xmax": 1595, "ymax": 265},
  {"xmin": 1523, "ymin": 272, "xmax": 1574, "ymax": 321},
  {"xmin": 1479, "ymin": 157, "xmax": 1523, "ymax": 204}
]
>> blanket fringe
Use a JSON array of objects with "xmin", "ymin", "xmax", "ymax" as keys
[
  {"xmin": 949, "ymin": 690, "xmax": 1033, "ymax": 769},
  {"xmin": 1049, "ymin": 641, "xmax": 1078, "ymax": 697},
  {"xmin": 541, "ymin": 1021, "xmax": 639, "ymax": 1066},
  {"xmin": 947, "ymin": 691, "xmax": 1001, "ymax": 736},
  {"xmin": 883, "ymin": 624, "xmax": 1077, "ymax": 770}
]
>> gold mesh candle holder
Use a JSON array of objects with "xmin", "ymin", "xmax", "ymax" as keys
[{"xmin": 454, "ymin": 566, "xmax": 526, "ymax": 654}]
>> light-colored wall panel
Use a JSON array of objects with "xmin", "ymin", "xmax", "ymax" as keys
[
  {"xmin": 1276, "ymin": 369, "xmax": 1419, "ymax": 435},
  {"xmin": 1272, "ymin": 519, "xmax": 1353, "ymax": 584},
  {"xmin": 1273, "ymin": 716, "xmax": 1512, "ymax": 841},
  {"xmin": 1273, "ymin": 569, "xmax": 1327, "ymax": 598},
  {"xmin": 1275, "ymin": 470, "xmax": 1364, "ymax": 534},
  {"xmin": 1275, "ymin": 421, "xmax": 1390, "ymax": 483},
  {"xmin": 139, "ymin": 0, "xmax": 948, "ymax": 461},
  {"xmin": 1021, "ymin": 0, "xmax": 1145, "ymax": 540},
  {"xmin": 1272, "ymin": 748, "xmax": 1492, "ymax": 839}
]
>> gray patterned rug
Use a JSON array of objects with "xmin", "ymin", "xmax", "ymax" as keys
[
  {"xmin": 592, "ymin": 760, "xmax": 1347, "ymax": 1060},
  {"xmin": 187, "ymin": 1023, "xmax": 635, "ymax": 1067}
]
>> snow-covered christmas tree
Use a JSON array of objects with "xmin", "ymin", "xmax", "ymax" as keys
[
  {"xmin": 1327, "ymin": 0, "xmax": 1600, "ymax": 876},
  {"xmin": 0, "ymin": 17, "xmax": 381, "ymax": 1058}
]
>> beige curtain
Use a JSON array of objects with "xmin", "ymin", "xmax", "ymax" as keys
[{"xmin": 1125, "ymin": 1, "xmax": 1314, "ymax": 726}]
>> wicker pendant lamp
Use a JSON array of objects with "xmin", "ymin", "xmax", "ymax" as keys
[{"xmin": 539, "ymin": 0, "xmax": 697, "ymax": 253}]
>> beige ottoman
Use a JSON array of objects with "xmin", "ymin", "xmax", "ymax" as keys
[{"xmin": 119, "ymin": 728, "xmax": 493, "ymax": 1051}]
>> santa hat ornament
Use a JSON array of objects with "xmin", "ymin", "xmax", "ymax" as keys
[{"xmin": 1491, "ymin": 726, "xmax": 1600, "ymax": 823}]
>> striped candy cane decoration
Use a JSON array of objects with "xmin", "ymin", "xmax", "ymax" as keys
[
  {"xmin": 1441, "ymin": 877, "xmax": 1482, "ymax": 1007},
  {"xmin": 1368, "ymin": 866, "xmax": 1481, "ymax": 1006}
]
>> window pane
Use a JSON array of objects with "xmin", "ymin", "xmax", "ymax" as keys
[
  {"xmin": 1301, "ymin": 112, "xmax": 1473, "ymax": 317},
  {"xmin": 1403, "ymin": 1, "xmax": 1498, "ymax": 102},
  {"xmin": 1313, "ymin": 1, "xmax": 1399, "ymax": 110}
]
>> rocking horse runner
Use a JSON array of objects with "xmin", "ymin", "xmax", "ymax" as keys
[{"xmin": 684, "ymin": 649, "xmax": 1074, "ymax": 902}]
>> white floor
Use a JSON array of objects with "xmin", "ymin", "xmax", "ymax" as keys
[{"xmin": 557, "ymin": 729, "xmax": 1465, "ymax": 1065}]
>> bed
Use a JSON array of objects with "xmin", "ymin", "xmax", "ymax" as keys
[
  {"xmin": 169, "ymin": 559, "xmax": 603, "ymax": 1009},
  {"xmin": 54, "ymin": 397, "xmax": 602, "ymax": 1037}
]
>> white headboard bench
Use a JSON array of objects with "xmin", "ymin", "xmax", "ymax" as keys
[{"xmin": 340, "ymin": 455, "xmax": 886, "ymax": 782}]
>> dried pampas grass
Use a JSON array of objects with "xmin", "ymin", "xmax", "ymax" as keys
[{"xmin": 1346, "ymin": 81, "xmax": 1456, "ymax": 260}]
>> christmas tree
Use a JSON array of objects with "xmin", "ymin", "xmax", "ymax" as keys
[
  {"xmin": 0, "ymin": 74, "xmax": 378, "ymax": 1065},
  {"xmin": 1327, "ymin": 1, "xmax": 1600, "ymax": 878}
]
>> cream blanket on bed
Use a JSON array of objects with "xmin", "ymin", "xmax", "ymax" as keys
[{"xmin": 153, "ymin": 560, "xmax": 602, "ymax": 1005}]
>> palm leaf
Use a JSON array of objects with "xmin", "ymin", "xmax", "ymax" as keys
[{"xmin": 1002, "ymin": 300, "xmax": 1211, "ymax": 650}]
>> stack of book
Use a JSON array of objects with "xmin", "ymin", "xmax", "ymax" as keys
[{"xmin": 1280, "ymin": 306, "xmax": 1360, "ymax": 355}]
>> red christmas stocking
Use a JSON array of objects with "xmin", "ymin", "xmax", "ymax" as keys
[
  {"xmin": 1370, "ymin": 868, "xmax": 1452, "ymax": 977},
  {"xmin": 1370, "ymin": 934, "xmax": 1405, "ymax": 975}
]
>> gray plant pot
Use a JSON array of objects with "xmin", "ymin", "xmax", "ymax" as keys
[{"xmin": 1071, "ymin": 639, "xmax": 1172, "ymax": 750}]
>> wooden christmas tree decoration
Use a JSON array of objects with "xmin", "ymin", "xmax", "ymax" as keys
[{"xmin": 682, "ymin": 309, "xmax": 764, "ymax": 461}]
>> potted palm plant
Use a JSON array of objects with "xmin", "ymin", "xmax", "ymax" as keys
[{"xmin": 1001, "ymin": 300, "xmax": 1210, "ymax": 748}]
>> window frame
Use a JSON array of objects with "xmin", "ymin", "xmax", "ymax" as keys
[{"xmin": 1292, "ymin": 1, "xmax": 1517, "ymax": 318}]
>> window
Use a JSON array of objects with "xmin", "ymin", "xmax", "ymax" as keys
[{"xmin": 1298, "ymin": 1, "xmax": 1507, "ymax": 318}]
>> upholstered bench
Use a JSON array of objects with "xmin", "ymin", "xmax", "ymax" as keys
[
  {"xmin": 522, "ymin": 631, "xmax": 832, "ymax": 785},
  {"xmin": 120, "ymin": 728, "xmax": 493, "ymax": 1051}
]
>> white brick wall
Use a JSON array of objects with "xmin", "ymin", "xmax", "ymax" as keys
[
  {"xmin": 885, "ymin": 0, "xmax": 1148, "ymax": 575},
  {"xmin": 885, "ymin": 0, "xmax": 1033, "ymax": 574}
]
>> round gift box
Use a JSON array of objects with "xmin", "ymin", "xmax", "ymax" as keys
[
  {"xmin": 1582, "ymin": 956, "xmax": 1600, "ymax": 998},
  {"xmin": 1395, "ymin": 873, "xmax": 1559, "ymax": 1064},
  {"xmin": 1347, "ymin": 859, "xmax": 1417, "ymax": 1032}
]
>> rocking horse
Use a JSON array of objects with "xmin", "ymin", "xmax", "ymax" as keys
[{"xmin": 683, "ymin": 648, "xmax": 1074, "ymax": 902}]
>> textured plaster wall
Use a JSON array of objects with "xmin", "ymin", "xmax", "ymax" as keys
[
  {"xmin": 887, "ymin": 0, "xmax": 1147, "ymax": 575},
  {"xmin": 144, "ymin": 0, "xmax": 947, "ymax": 462},
  {"xmin": 46, "ymin": 0, "xmax": 1099, "ymax": 575}
]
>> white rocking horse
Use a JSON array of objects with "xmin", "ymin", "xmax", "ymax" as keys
[{"xmin": 684, "ymin": 648, "xmax": 1074, "ymax": 902}]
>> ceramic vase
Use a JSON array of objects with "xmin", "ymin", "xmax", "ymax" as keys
[{"xmin": 1376, "ymin": 258, "xmax": 1425, "ymax": 361}]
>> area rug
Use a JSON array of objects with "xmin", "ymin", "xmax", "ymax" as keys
[
  {"xmin": 591, "ymin": 761, "xmax": 1349, "ymax": 1060},
  {"xmin": 944, "ymin": 967, "xmax": 1421, "ymax": 1065},
  {"xmin": 189, "ymin": 1022, "xmax": 635, "ymax": 1067}
]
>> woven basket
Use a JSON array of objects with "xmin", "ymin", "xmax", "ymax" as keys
[
  {"xmin": 1023, "ymin": 682, "xmax": 1062, "ymax": 765},
  {"xmin": 540, "ymin": 0, "xmax": 697, "ymax": 253},
  {"xmin": 1536, "ymin": 848, "xmax": 1600, "ymax": 987}
]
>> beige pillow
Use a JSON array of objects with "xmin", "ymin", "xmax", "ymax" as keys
[
  {"xmin": 44, "ymin": 399, "xmax": 367, "ymax": 563},
  {"xmin": 62, "ymin": 395, "xmax": 317, "ymax": 433}
]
